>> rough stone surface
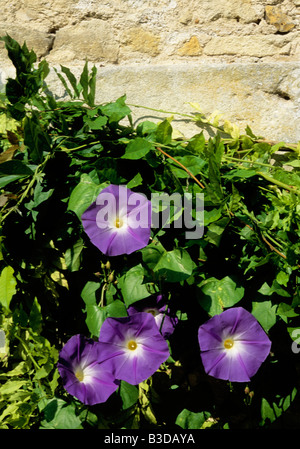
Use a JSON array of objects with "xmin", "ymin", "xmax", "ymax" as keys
[
  {"xmin": 265, "ymin": 5, "xmax": 296, "ymax": 32},
  {"xmin": 204, "ymin": 35, "xmax": 293, "ymax": 57},
  {"xmin": 0, "ymin": 62, "xmax": 292, "ymax": 142},
  {"xmin": 0, "ymin": 23, "xmax": 54, "ymax": 59},
  {"xmin": 49, "ymin": 20, "xmax": 119, "ymax": 63},
  {"xmin": 91, "ymin": 63, "xmax": 300, "ymax": 143},
  {"xmin": 0, "ymin": 0, "xmax": 300, "ymax": 142},
  {"xmin": 121, "ymin": 27, "xmax": 161, "ymax": 57},
  {"xmin": 177, "ymin": 36, "xmax": 203, "ymax": 56},
  {"xmin": 1, "ymin": 0, "xmax": 299, "ymax": 64}
]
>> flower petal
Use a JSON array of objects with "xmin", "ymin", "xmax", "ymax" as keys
[
  {"xmin": 198, "ymin": 307, "xmax": 271, "ymax": 382},
  {"xmin": 106, "ymin": 226, "xmax": 150, "ymax": 256},
  {"xmin": 98, "ymin": 313, "xmax": 170, "ymax": 384},
  {"xmin": 81, "ymin": 184, "xmax": 151, "ymax": 256},
  {"xmin": 127, "ymin": 295, "xmax": 178, "ymax": 338},
  {"xmin": 57, "ymin": 335, "xmax": 119, "ymax": 405},
  {"xmin": 200, "ymin": 349, "xmax": 251, "ymax": 382}
]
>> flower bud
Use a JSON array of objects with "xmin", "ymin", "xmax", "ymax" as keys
[{"xmin": 108, "ymin": 271, "xmax": 114, "ymax": 283}]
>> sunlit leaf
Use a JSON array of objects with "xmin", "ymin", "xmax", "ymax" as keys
[
  {"xmin": 122, "ymin": 137, "xmax": 153, "ymax": 160},
  {"xmin": 198, "ymin": 276, "xmax": 244, "ymax": 316},
  {"xmin": 118, "ymin": 264, "xmax": 154, "ymax": 306},
  {"xmin": 0, "ymin": 266, "xmax": 17, "ymax": 311},
  {"xmin": 153, "ymin": 248, "xmax": 195, "ymax": 283},
  {"xmin": 68, "ymin": 175, "xmax": 108, "ymax": 218},
  {"xmin": 175, "ymin": 409, "xmax": 212, "ymax": 429},
  {"xmin": 252, "ymin": 301, "xmax": 277, "ymax": 332}
]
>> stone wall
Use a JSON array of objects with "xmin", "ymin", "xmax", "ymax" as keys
[{"xmin": 1, "ymin": 0, "xmax": 300, "ymax": 141}]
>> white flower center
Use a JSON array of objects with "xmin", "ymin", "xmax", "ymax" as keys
[
  {"xmin": 144, "ymin": 308, "xmax": 158, "ymax": 317},
  {"xmin": 223, "ymin": 338, "xmax": 234, "ymax": 350},
  {"xmin": 127, "ymin": 340, "xmax": 138, "ymax": 351},
  {"xmin": 114, "ymin": 216, "xmax": 124, "ymax": 228},
  {"xmin": 75, "ymin": 367, "xmax": 85, "ymax": 382}
]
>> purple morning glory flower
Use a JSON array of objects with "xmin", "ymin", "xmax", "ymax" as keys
[
  {"xmin": 198, "ymin": 307, "xmax": 272, "ymax": 382},
  {"xmin": 127, "ymin": 294, "xmax": 178, "ymax": 338},
  {"xmin": 81, "ymin": 184, "xmax": 151, "ymax": 256},
  {"xmin": 98, "ymin": 313, "xmax": 170, "ymax": 385},
  {"xmin": 57, "ymin": 334, "xmax": 119, "ymax": 405}
]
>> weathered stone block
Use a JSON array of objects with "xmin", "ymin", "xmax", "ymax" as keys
[
  {"xmin": 121, "ymin": 27, "xmax": 161, "ymax": 57},
  {"xmin": 265, "ymin": 5, "xmax": 295, "ymax": 33},
  {"xmin": 1, "ymin": 61, "xmax": 299, "ymax": 143},
  {"xmin": 177, "ymin": 36, "xmax": 202, "ymax": 56},
  {"xmin": 0, "ymin": 24, "xmax": 53, "ymax": 59},
  {"xmin": 195, "ymin": 0, "xmax": 263, "ymax": 24},
  {"xmin": 204, "ymin": 35, "xmax": 292, "ymax": 57},
  {"xmin": 47, "ymin": 19, "xmax": 119, "ymax": 63},
  {"xmin": 81, "ymin": 63, "xmax": 299, "ymax": 143},
  {"xmin": 0, "ymin": 0, "xmax": 299, "ymax": 146}
]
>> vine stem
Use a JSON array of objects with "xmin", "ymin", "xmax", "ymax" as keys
[
  {"xmin": 223, "ymin": 156, "xmax": 275, "ymax": 169},
  {"xmin": 128, "ymin": 103, "xmax": 300, "ymax": 152},
  {"xmin": 99, "ymin": 283, "xmax": 107, "ymax": 308},
  {"xmin": 260, "ymin": 233, "xmax": 288, "ymax": 261},
  {"xmin": 255, "ymin": 139, "xmax": 298, "ymax": 152},
  {"xmin": 156, "ymin": 145, "xmax": 299, "ymax": 265},
  {"xmin": 128, "ymin": 103, "xmax": 196, "ymax": 120},
  {"xmin": 58, "ymin": 140, "xmax": 102, "ymax": 153},
  {"xmin": 15, "ymin": 334, "xmax": 41, "ymax": 371},
  {"xmin": 0, "ymin": 152, "xmax": 52, "ymax": 224},
  {"xmin": 128, "ymin": 103, "xmax": 225, "ymax": 133},
  {"xmin": 228, "ymin": 210, "xmax": 300, "ymax": 267},
  {"xmin": 257, "ymin": 171, "xmax": 300, "ymax": 195},
  {"xmin": 155, "ymin": 146, "xmax": 205, "ymax": 189}
]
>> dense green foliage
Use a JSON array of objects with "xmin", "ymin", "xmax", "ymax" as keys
[{"xmin": 0, "ymin": 35, "xmax": 299, "ymax": 429}]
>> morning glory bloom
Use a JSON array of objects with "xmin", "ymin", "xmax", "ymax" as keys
[
  {"xmin": 98, "ymin": 313, "xmax": 170, "ymax": 385},
  {"xmin": 57, "ymin": 334, "xmax": 119, "ymax": 405},
  {"xmin": 127, "ymin": 294, "xmax": 178, "ymax": 338},
  {"xmin": 81, "ymin": 184, "xmax": 151, "ymax": 256},
  {"xmin": 198, "ymin": 307, "xmax": 271, "ymax": 382}
]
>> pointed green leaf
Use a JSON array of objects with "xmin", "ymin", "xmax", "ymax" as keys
[
  {"xmin": 251, "ymin": 301, "xmax": 277, "ymax": 332},
  {"xmin": 40, "ymin": 399, "xmax": 82, "ymax": 429},
  {"xmin": 101, "ymin": 95, "xmax": 131, "ymax": 123},
  {"xmin": 153, "ymin": 248, "xmax": 195, "ymax": 283},
  {"xmin": 67, "ymin": 175, "xmax": 108, "ymax": 218},
  {"xmin": 65, "ymin": 239, "xmax": 84, "ymax": 272},
  {"xmin": 119, "ymin": 381, "xmax": 139, "ymax": 410},
  {"xmin": 155, "ymin": 119, "xmax": 172, "ymax": 145},
  {"xmin": 122, "ymin": 137, "xmax": 153, "ymax": 160},
  {"xmin": 24, "ymin": 113, "xmax": 51, "ymax": 164},
  {"xmin": 0, "ymin": 266, "xmax": 17, "ymax": 311},
  {"xmin": 198, "ymin": 276, "xmax": 244, "ymax": 316},
  {"xmin": 118, "ymin": 264, "xmax": 154, "ymax": 306},
  {"xmin": 60, "ymin": 65, "xmax": 80, "ymax": 97},
  {"xmin": 176, "ymin": 409, "xmax": 212, "ymax": 429},
  {"xmin": 79, "ymin": 61, "xmax": 89, "ymax": 100}
]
